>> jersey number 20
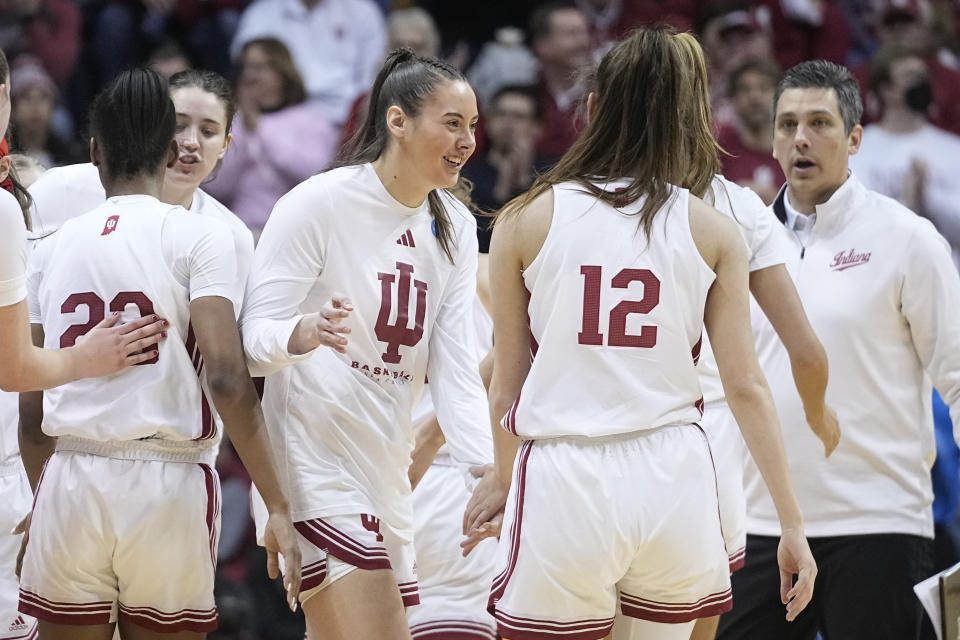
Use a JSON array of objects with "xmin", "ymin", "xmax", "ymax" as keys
[
  {"xmin": 578, "ymin": 266, "xmax": 660, "ymax": 348},
  {"xmin": 60, "ymin": 291, "xmax": 159, "ymax": 364}
]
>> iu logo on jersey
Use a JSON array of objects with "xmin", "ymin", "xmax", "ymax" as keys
[
  {"xmin": 375, "ymin": 261, "xmax": 427, "ymax": 364},
  {"xmin": 101, "ymin": 215, "xmax": 120, "ymax": 236}
]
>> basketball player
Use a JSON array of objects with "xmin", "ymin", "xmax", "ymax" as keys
[
  {"xmin": 464, "ymin": 27, "xmax": 816, "ymax": 640},
  {"xmin": 241, "ymin": 49, "xmax": 493, "ymax": 640},
  {"xmin": 17, "ymin": 68, "xmax": 300, "ymax": 639},
  {"xmin": 615, "ymin": 33, "xmax": 840, "ymax": 640},
  {"xmin": 0, "ymin": 49, "xmax": 165, "ymax": 640}
]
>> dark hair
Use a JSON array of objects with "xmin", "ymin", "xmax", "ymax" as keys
[
  {"xmin": 774, "ymin": 60, "xmax": 862, "ymax": 135},
  {"xmin": 89, "ymin": 68, "xmax": 176, "ymax": 180},
  {"xmin": 0, "ymin": 48, "xmax": 33, "ymax": 227},
  {"xmin": 490, "ymin": 84, "xmax": 543, "ymax": 120},
  {"xmin": 500, "ymin": 26, "xmax": 695, "ymax": 238},
  {"xmin": 529, "ymin": 1, "xmax": 579, "ymax": 45},
  {"xmin": 727, "ymin": 57, "xmax": 782, "ymax": 98},
  {"xmin": 168, "ymin": 69, "xmax": 237, "ymax": 136},
  {"xmin": 239, "ymin": 38, "xmax": 307, "ymax": 110},
  {"xmin": 341, "ymin": 48, "xmax": 473, "ymax": 263}
]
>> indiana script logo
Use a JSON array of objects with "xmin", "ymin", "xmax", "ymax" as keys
[{"xmin": 830, "ymin": 248, "xmax": 871, "ymax": 271}]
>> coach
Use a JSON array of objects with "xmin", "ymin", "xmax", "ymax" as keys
[{"xmin": 717, "ymin": 60, "xmax": 960, "ymax": 640}]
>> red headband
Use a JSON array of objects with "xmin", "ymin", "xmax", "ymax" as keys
[{"xmin": 0, "ymin": 138, "xmax": 15, "ymax": 195}]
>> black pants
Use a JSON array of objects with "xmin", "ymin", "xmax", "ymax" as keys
[{"xmin": 716, "ymin": 533, "xmax": 934, "ymax": 640}]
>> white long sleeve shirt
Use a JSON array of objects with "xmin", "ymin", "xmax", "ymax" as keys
[
  {"xmin": 241, "ymin": 164, "xmax": 492, "ymax": 536},
  {"xmin": 743, "ymin": 173, "xmax": 960, "ymax": 539}
]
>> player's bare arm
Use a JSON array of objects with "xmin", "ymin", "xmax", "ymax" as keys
[
  {"xmin": 463, "ymin": 190, "xmax": 551, "ymax": 551},
  {"xmin": 750, "ymin": 264, "xmax": 840, "ymax": 456},
  {"xmin": 287, "ymin": 294, "xmax": 354, "ymax": 355},
  {"xmin": 190, "ymin": 295, "xmax": 302, "ymax": 611},
  {"xmin": 691, "ymin": 195, "xmax": 817, "ymax": 622},
  {"xmin": 409, "ymin": 414, "xmax": 446, "ymax": 490},
  {"xmin": 0, "ymin": 299, "xmax": 168, "ymax": 392}
]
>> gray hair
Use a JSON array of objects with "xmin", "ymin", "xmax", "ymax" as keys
[{"xmin": 774, "ymin": 60, "xmax": 863, "ymax": 135}]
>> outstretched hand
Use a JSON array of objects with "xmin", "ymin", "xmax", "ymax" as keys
[
  {"xmin": 461, "ymin": 465, "xmax": 509, "ymax": 556},
  {"xmin": 289, "ymin": 295, "xmax": 354, "ymax": 355}
]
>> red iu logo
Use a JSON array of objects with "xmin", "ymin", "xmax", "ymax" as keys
[
  {"xmin": 375, "ymin": 261, "xmax": 427, "ymax": 364},
  {"xmin": 101, "ymin": 215, "xmax": 119, "ymax": 236},
  {"xmin": 360, "ymin": 514, "xmax": 384, "ymax": 542}
]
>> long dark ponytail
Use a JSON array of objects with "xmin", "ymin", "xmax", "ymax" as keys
[{"xmin": 341, "ymin": 48, "xmax": 472, "ymax": 263}]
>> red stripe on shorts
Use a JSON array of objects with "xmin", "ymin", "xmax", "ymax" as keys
[
  {"xmin": 294, "ymin": 518, "xmax": 392, "ymax": 571},
  {"xmin": 118, "ymin": 603, "xmax": 218, "ymax": 633},
  {"xmin": 18, "ymin": 589, "xmax": 112, "ymax": 626},
  {"xmin": 619, "ymin": 587, "xmax": 733, "ymax": 623},
  {"xmin": 410, "ymin": 618, "xmax": 497, "ymax": 640},
  {"xmin": 495, "ymin": 609, "xmax": 614, "ymax": 640},
  {"xmin": 200, "ymin": 464, "xmax": 219, "ymax": 569},
  {"xmin": 488, "ymin": 440, "xmax": 533, "ymax": 612}
]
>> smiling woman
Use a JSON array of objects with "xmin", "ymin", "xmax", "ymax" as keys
[{"xmin": 239, "ymin": 48, "xmax": 492, "ymax": 640}]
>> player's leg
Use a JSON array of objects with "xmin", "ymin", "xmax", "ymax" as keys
[
  {"xmin": 115, "ymin": 618, "xmax": 204, "ymax": 640},
  {"xmin": 818, "ymin": 534, "xmax": 932, "ymax": 640},
  {"xmin": 0, "ymin": 463, "xmax": 37, "ymax": 640},
  {"xmin": 301, "ymin": 565, "xmax": 410, "ymax": 640},
  {"xmin": 37, "ymin": 620, "xmax": 114, "ymax": 640},
  {"xmin": 690, "ymin": 616, "xmax": 719, "ymax": 640}
]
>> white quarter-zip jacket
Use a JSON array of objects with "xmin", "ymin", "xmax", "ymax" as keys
[{"xmin": 743, "ymin": 173, "xmax": 960, "ymax": 539}]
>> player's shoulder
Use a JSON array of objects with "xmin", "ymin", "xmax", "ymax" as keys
[
  {"xmin": 28, "ymin": 163, "xmax": 106, "ymax": 238},
  {"xmin": 436, "ymin": 188, "xmax": 476, "ymax": 228},
  {"xmin": 711, "ymin": 175, "xmax": 765, "ymax": 217},
  {"xmin": 0, "ymin": 188, "xmax": 25, "ymax": 234},
  {"xmin": 194, "ymin": 190, "xmax": 255, "ymax": 244}
]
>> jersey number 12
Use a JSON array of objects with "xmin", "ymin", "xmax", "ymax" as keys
[{"xmin": 578, "ymin": 266, "xmax": 660, "ymax": 348}]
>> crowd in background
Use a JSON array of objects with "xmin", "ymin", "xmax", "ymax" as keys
[{"xmin": 4, "ymin": 0, "xmax": 960, "ymax": 637}]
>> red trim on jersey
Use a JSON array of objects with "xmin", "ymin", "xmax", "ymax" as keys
[
  {"xmin": 185, "ymin": 323, "xmax": 215, "ymax": 441},
  {"xmin": 728, "ymin": 546, "xmax": 746, "ymax": 573},
  {"xmin": 293, "ymin": 518, "xmax": 392, "ymax": 571},
  {"xmin": 18, "ymin": 589, "xmax": 112, "ymax": 626},
  {"xmin": 200, "ymin": 464, "xmax": 219, "ymax": 569},
  {"xmin": 488, "ymin": 440, "xmax": 533, "ymax": 613},
  {"xmin": 4, "ymin": 619, "xmax": 38, "ymax": 640},
  {"xmin": 118, "ymin": 603, "xmax": 218, "ymax": 633},
  {"xmin": 410, "ymin": 619, "xmax": 497, "ymax": 640},
  {"xmin": 300, "ymin": 558, "xmax": 328, "ymax": 593},
  {"xmin": 618, "ymin": 587, "xmax": 732, "ymax": 623},
  {"xmin": 494, "ymin": 609, "xmax": 614, "ymax": 640},
  {"xmin": 399, "ymin": 580, "xmax": 420, "ymax": 607},
  {"xmin": 692, "ymin": 334, "xmax": 703, "ymax": 365},
  {"xmin": 502, "ymin": 391, "xmax": 521, "ymax": 436},
  {"xmin": 29, "ymin": 459, "xmax": 50, "ymax": 512}
]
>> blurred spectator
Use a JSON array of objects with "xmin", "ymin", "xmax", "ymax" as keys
[
  {"xmin": 0, "ymin": 0, "xmax": 80, "ymax": 86},
  {"xmin": 204, "ymin": 37, "xmax": 337, "ymax": 235},
  {"xmin": 461, "ymin": 84, "xmax": 546, "ymax": 249},
  {"xmin": 231, "ymin": 0, "xmax": 386, "ymax": 125},
  {"xmin": 574, "ymin": 0, "xmax": 696, "ymax": 51},
  {"xmin": 850, "ymin": 44, "xmax": 960, "ymax": 267},
  {"xmin": 91, "ymin": 0, "xmax": 244, "ymax": 85},
  {"xmin": 341, "ymin": 6, "xmax": 444, "ymax": 145},
  {"xmin": 8, "ymin": 153, "xmax": 45, "ymax": 187},
  {"xmin": 467, "ymin": 26, "xmax": 538, "ymax": 109},
  {"xmin": 853, "ymin": 0, "xmax": 960, "ymax": 135},
  {"xmin": 7, "ymin": 56, "xmax": 83, "ymax": 167},
  {"xmin": 716, "ymin": 58, "xmax": 784, "ymax": 204},
  {"xmin": 755, "ymin": 0, "xmax": 853, "ymax": 69},
  {"xmin": 529, "ymin": 1, "xmax": 594, "ymax": 165},
  {"xmin": 146, "ymin": 38, "xmax": 192, "ymax": 79},
  {"xmin": 700, "ymin": 4, "xmax": 774, "ymax": 130}
]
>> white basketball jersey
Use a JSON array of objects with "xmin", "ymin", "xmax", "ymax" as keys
[
  {"xmin": 0, "ymin": 392, "xmax": 17, "ymax": 468},
  {"xmin": 30, "ymin": 195, "xmax": 237, "ymax": 449},
  {"xmin": 507, "ymin": 182, "xmax": 715, "ymax": 439}
]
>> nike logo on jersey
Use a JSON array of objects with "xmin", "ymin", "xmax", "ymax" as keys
[
  {"xmin": 830, "ymin": 248, "xmax": 871, "ymax": 271},
  {"xmin": 396, "ymin": 229, "xmax": 416, "ymax": 247}
]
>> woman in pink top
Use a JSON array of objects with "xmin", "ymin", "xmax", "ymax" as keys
[{"xmin": 205, "ymin": 38, "xmax": 338, "ymax": 236}]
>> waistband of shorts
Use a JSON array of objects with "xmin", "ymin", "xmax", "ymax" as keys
[
  {"xmin": 55, "ymin": 435, "xmax": 216, "ymax": 464},
  {"xmin": 532, "ymin": 421, "xmax": 699, "ymax": 445},
  {"xmin": 0, "ymin": 456, "xmax": 24, "ymax": 476}
]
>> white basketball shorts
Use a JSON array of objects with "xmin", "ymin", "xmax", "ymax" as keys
[
  {"xmin": 293, "ymin": 513, "xmax": 419, "ymax": 606},
  {"xmin": 18, "ymin": 451, "xmax": 220, "ymax": 632},
  {"xmin": 0, "ymin": 461, "xmax": 36, "ymax": 640},
  {"xmin": 408, "ymin": 462, "xmax": 497, "ymax": 640},
  {"xmin": 701, "ymin": 400, "xmax": 748, "ymax": 572},
  {"xmin": 489, "ymin": 425, "xmax": 731, "ymax": 640}
]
